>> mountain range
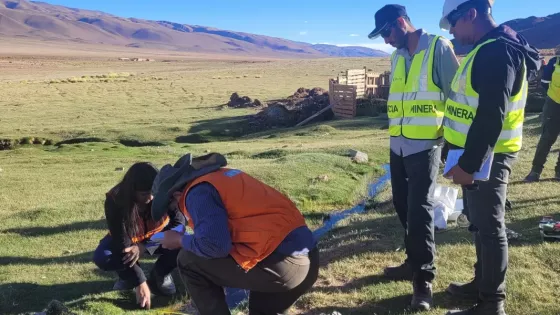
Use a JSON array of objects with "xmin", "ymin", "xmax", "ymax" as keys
[
  {"xmin": 0, "ymin": 0, "xmax": 388, "ymax": 58},
  {"xmin": 452, "ymin": 12, "xmax": 560, "ymax": 55}
]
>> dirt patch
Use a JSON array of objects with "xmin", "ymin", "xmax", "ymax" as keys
[
  {"xmin": 175, "ymin": 134, "xmax": 211, "ymax": 144},
  {"xmin": 55, "ymin": 137, "xmax": 106, "ymax": 146},
  {"xmin": 251, "ymin": 149, "xmax": 289, "ymax": 159},
  {"xmin": 118, "ymin": 139, "xmax": 166, "ymax": 147},
  {"xmin": 246, "ymin": 87, "xmax": 333, "ymax": 132},
  {"xmin": 227, "ymin": 92, "xmax": 262, "ymax": 108},
  {"xmin": 356, "ymin": 96, "xmax": 388, "ymax": 117}
]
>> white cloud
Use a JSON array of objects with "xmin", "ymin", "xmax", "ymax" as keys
[
  {"xmin": 299, "ymin": 31, "xmax": 308, "ymax": 35},
  {"xmin": 349, "ymin": 34, "xmax": 360, "ymax": 37},
  {"xmin": 336, "ymin": 43, "xmax": 395, "ymax": 54}
]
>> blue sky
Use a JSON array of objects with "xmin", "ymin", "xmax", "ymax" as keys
[{"xmin": 40, "ymin": 0, "xmax": 558, "ymax": 53}]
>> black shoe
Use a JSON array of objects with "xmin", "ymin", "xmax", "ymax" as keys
[
  {"xmin": 112, "ymin": 278, "xmax": 135, "ymax": 291},
  {"xmin": 383, "ymin": 261, "xmax": 413, "ymax": 281},
  {"xmin": 147, "ymin": 271, "xmax": 176, "ymax": 296},
  {"xmin": 446, "ymin": 279, "xmax": 478, "ymax": 301},
  {"xmin": 524, "ymin": 171, "xmax": 540, "ymax": 183},
  {"xmin": 447, "ymin": 301, "xmax": 506, "ymax": 315},
  {"xmin": 411, "ymin": 280, "xmax": 432, "ymax": 312}
]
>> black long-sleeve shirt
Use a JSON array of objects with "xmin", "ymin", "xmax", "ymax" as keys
[
  {"xmin": 456, "ymin": 25, "xmax": 540, "ymax": 174},
  {"xmin": 541, "ymin": 57, "xmax": 557, "ymax": 92},
  {"xmin": 104, "ymin": 195, "xmax": 185, "ymax": 286}
]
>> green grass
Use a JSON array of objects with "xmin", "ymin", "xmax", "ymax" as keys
[{"xmin": 0, "ymin": 57, "xmax": 558, "ymax": 315}]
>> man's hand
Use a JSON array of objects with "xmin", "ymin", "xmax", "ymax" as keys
[
  {"xmin": 122, "ymin": 245, "xmax": 141, "ymax": 268},
  {"xmin": 445, "ymin": 165, "xmax": 475, "ymax": 186},
  {"xmin": 160, "ymin": 230, "xmax": 183, "ymax": 250},
  {"xmin": 136, "ymin": 281, "xmax": 151, "ymax": 310}
]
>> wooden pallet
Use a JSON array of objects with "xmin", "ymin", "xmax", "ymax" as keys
[
  {"xmin": 329, "ymin": 79, "xmax": 357, "ymax": 118},
  {"xmin": 346, "ymin": 69, "xmax": 366, "ymax": 96}
]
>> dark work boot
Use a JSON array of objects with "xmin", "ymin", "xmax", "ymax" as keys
[
  {"xmin": 446, "ymin": 279, "xmax": 478, "ymax": 301},
  {"xmin": 523, "ymin": 171, "xmax": 540, "ymax": 183},
  {"xmin": 147, "ymin": 270, "xmax": 176, "ymax": 296},
  {"xmin": 383, "ymin": 261, "xmax": 413, "ymax": 281},
  {"xmin": 446, "ymin": 301, "xmax": 506, "ymax": 315},
  {"xmin": 411, "ymin": 280, "xmax": 432, "ymax": 311}
]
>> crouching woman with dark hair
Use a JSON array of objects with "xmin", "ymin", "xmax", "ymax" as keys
[{"xmin": 93, "ymin": 162, "xmax": 186, "ymax": 310}]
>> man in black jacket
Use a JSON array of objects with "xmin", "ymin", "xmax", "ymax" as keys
[
  {"xmin": 524, "ymin": 46, "xmax": 560, "ymax": 182},
  {"xmin": 439, "ymin": 0, "xmax": 540, "ymax": 314}
]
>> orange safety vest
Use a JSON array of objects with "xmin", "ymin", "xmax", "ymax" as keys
[
  {"xmin": 179, "ymin": 168, "xmax": 306, "ymax": 271},
  {"xmin": 106, "ymin": 190, "xmax": 170, "ymax": 244}
]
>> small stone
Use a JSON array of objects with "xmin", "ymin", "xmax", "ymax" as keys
[
  {"xmin": 204, "ymin": 149, "xmax": 210, "ymax": 153},
  {"xmin": 316, "ymin": 175, "xmax": 330, "ymax": 182},
  {"xmin": 349, "ymin": 150, "xmax": 368, "ymax": 164},
  {"xmin": 115, "ymin": 167, "xmax": 124, "ymax": 171},
  {"xmin": 62, "ymin": 250, "xmax": 73, "ymax": 255}
]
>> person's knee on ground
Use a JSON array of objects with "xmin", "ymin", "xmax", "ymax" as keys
[{"xmin": 151, "ymin": 153, "xmax": 318, "ymax": 315}]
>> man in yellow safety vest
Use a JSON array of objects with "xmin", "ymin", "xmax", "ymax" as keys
[
  {"xmin": 525, "ymin": 44, "xmax": 560, "ymax": 182},
  {"xmin": 440, "ymin": 0, "xmax": 540, "ymax": 314},
  {"xmin": 368, "ymin": 4, "xmax": 459, "ymax": 311}
]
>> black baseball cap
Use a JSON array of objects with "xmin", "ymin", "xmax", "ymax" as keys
[{"xmin": 368, "ymin": 4, "xmax": 407, "ymax": 39}]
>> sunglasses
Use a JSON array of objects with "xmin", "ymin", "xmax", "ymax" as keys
[
  {"xmin": 380, "ymin": 20, "xmax": 397, "ymax": 38},
  {"xmin": 447, "ymin": 8, "xmax": 470, "ymax": 27}
]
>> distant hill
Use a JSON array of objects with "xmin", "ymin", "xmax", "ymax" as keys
[
  {"xmin": 0, "ymin": 0, "xmax": 389, "ymax": 58},
  {"xmin": 311, "ymin": 44, "xmax": 388, "ymax": 57},
  {"xmin": 452, "ymin": 12, "xmax": 560, "ymax": 55}
]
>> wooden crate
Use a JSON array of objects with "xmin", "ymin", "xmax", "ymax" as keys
[
  {"xmin": 329, "ymin": 79, "xmax": 357, "ymax": 118},
  {"xmin": 346, "ymin": 68, "xmax": 366, "ymax": 96},
  {"xmin": 365, "ymin": 72, "xmax": 390, "ymax": 99}
]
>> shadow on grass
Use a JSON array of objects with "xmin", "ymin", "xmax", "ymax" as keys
[
  {"xmin": 318, "ymin": 214, "xmax": 404, "ymax": 267},
  {"xmin": 307, "ymin": 291, "xmax": 457, "ymax": 315},
  {"xmin": 510, "ymin": 178, "xmax": 560, "ymax": 186},
  {"xmin": 0, "ymin": 251, "xmax": 94, "ymax": 266},
  {"xmin": 178, "ymin": 116, "xmax": 389, "ymax": 144},
  {"xmin": 311, "ymin": 274, "xmax": 394, "ymax": 295},
  {"xmin": 2, "ymin": 219, "xmax": 106, "ymax": 237},
  {"xmin": 0, "ymin": 280, "xmax": 113, "ymax": 315}
]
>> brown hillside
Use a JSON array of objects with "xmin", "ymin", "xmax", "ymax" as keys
[{"xmin": 0, "ymin": 0, "xmax": 389, "ymax": 57}]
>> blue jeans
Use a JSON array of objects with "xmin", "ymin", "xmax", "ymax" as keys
[{"xmin": 93, "ymin": 234, "xmax": 180, "ymax": 287}]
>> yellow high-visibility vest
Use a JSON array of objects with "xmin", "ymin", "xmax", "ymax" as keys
[
  {"xmin": 444, "ymin": 39, "xmax": 527, "ymax": 153},
  {"xmin": 548, "ymin": 56, "xmax": 560, "ymax": 103},
  {"xmin": 387, "ymin": 34, "xmax": 446, "ymax": 140}
]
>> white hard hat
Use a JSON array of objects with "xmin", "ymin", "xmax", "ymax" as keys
[{"xmin": 440, "ymin": 0, "xmax": 495, "ymax": 31}]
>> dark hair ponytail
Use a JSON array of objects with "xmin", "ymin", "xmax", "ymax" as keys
[{"xmin": 113, "ymin": 162, "xmax": 159, "ymax": 240}]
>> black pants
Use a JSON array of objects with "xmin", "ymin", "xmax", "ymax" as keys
[
  {"xmin": 462, "ymin": 153, "xmax": 516, "ymax": 302},
  {"xmin": 390, "ymin": 145, "xmax": 441, "ymax": 283},
  {"xmin": 93, "ymin": 234, "xmax": 180, "ymax": 286},
  {"xmin": 532, "ymin": 97, "xmax": 560, "ymax": 174},
  {"xmin": 177, "ymin": 248, "xmax": 319, "ymax": 315}
]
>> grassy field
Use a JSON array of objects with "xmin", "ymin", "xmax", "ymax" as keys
[{"xmin": 0, "ymin": 55, "xmax": 559, "ymax": 315}]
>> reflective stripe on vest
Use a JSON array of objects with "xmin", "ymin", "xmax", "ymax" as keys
[
  {"xmin": 443, "ymin": 39, "xmax": 528, "ymax": 153},
  {"xmin": 548, "ymin": 57, "xmax": 560, "ymax": 103},
  {"xmin": 387, "ymin": 34, "xmax": 446, "ymax": 140}
]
